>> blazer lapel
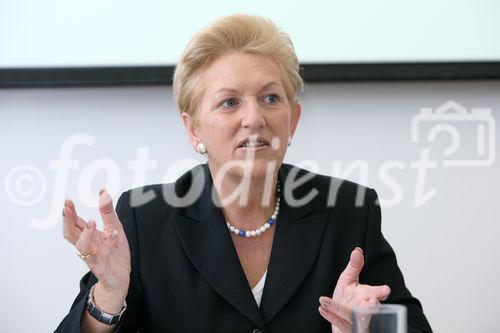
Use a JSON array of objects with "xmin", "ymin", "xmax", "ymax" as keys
[
  {"xmin": 172, "ymin": 163, "xmax": 328, "ymax": 326},
  {"xmin": 259, "ymin": 165, "xmax": 329, "ymax": 323},
  {"xmin": 173, "ymin": 164, "xmax": 265, "ymax": 328}
]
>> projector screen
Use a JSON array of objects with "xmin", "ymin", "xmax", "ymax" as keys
[{"xmin": 1, "ymin": 0, "xmax": 500, "ymax": 68}]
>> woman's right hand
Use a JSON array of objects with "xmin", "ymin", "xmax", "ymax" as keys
[{"xmin": 62, "ymin": 189, "xmax": 132, "ymax": 306}]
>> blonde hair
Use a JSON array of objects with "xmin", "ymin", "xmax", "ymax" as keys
[{"xmin": 172, "ymin": 14, "xmax": 303, "ymax": 119}]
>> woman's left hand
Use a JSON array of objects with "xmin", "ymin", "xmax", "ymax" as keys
[{"xmin": 318, "ymin": 247, "xmax": 391, "ymax": 333}]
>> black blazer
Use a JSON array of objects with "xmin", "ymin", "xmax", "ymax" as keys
[{"xmin": 55, "ymin": 163, "xmax": 432, "ymax": 333}]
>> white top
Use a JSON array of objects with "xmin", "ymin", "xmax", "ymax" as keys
[{"xmin": 251, "ymin": 269, "xmax": 268, "ymax": 307}]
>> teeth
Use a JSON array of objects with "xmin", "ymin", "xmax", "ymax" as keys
[{"xmin": 242, "ymin": 140, "xmax": 267, "ymax": 148}]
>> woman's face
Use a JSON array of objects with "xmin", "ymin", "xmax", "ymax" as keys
[{"xmin": 183, "ymin": 52, "xmax": 301, "ymax": 180}]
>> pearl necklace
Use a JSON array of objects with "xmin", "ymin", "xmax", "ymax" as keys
[{"xmin": 226, "ymin": 184, "xmax": 280, "ymax": 238}]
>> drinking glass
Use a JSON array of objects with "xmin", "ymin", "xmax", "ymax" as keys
[{"xmin": 352, "ymin": 304, "xmax": 407, "ymax": 333}]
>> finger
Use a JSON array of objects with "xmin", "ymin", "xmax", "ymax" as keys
[
  {"xmin": 64, "ymin": 199, "xmax": 86, "ymax": 230},
  {"xmin": 62, "ymin": 207, "xmax": 76, "ymax": 244},
  {"xmin": 75, "ymin": 219, "xmax": 97, "ymax": 267},
  {"xmin": 62, "ymin": 199, "xmax": 83, "ymax": 244},
  {"xmin": 68, "ymin": 200, "xmax": 87, "ymax": 230},
  {"xmin": 355, "ymin": 284, "xmax": 391, "ymax": 302},
  {"xmin": 318, "ymin": 305, "xmax": 351, "ymax": 332},
  {"xmin": 99, "ymin": 189, "xmax": 122, "ymax": 234},
  {"xmin": 319, "ymin": 296, "xmax": 352, "ymax": 322},
  {"xmin": 62, "ymin": 200, "xmax": 86, "ymax": 245},
  {"xmin": 337, "ymin": 247, "xmax": 364, "ymax": 288},
  {"xmin": 376, "ymin": 285, "xmax": 390, "ymax": 301}
]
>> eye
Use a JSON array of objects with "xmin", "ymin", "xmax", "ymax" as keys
[
  {"xmin": 264, "ymin": 94, "xmax": 280, "ymax": 105},
  {"xmin": 220, "ymin": 97, "xmax": 239, "ymax": 109}
]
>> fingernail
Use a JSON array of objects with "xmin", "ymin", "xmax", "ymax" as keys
[
  {"xmin": 64, "ymin": 199, "xmax": 69, "ymax": 207},
  {"xmin": 87, "ymin": 220, "xmax": 95, "ymax": 229},
  {"xmin": 99, "ymin": 188, "xmax": 107, "ymax": 196},
  {"xmin": 319, "ymin": 296, "xmax": 332, "ymax": 306},
  {"xmin": 356, "ymin": 247, "xmax": 363, "ymax": 254},
  {"xmin": 110, "ymin": 230, "xmax": 118, "ymax": 241}
]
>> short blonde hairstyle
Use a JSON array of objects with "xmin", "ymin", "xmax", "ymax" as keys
[{"xmin": 172, "ymin": 14, "xmax": 304, "ymax": 119}]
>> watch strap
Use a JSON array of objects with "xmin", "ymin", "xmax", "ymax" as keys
[{"xmin": 86, "ymin": 284, "xmax": 127, "ymax": 325}]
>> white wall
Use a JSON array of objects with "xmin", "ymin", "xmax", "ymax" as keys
[
  {"xmin": 0, "ymin": 80, "xmax": 499, "ymax": 332},
  {"xmin": 2, "ymin": 0, "xmax": 500, "ymax": 67}
]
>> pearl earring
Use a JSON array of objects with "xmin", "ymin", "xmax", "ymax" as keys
[{"xmin": 196, "ymin": 142, "xmax": 207, "ymax": 155}]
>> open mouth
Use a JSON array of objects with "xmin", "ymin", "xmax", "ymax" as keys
[{"xmin": 237, "ymin": 137, "xmax": 271, "ymax": 149}]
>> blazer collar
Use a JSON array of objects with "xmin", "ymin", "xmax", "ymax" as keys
[{"xmin": 173, "ymin": 163, "xmax": 328, "ymax": 327}]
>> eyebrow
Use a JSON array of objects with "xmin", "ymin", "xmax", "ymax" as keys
[{"xmin": 214, "ymin": 81, "xmax": 281, "ymax": 94}]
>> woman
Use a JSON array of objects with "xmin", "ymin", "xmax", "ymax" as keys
[{"xmin": 56, "ymin": 14, "xmax": 432, "ymax": 333}]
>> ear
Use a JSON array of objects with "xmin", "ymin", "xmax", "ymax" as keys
[
  {"xmin": 181, "ymin": 112, "xmax": 201, "ymax": 150},
  {"xmin": 289, "ymin": 102, "xmax": 301, "ymax": 138}
]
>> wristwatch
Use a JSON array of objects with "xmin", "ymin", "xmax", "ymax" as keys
[{"xmin": 86, "ymin": 284, "xmax": 127, "ymax": 325}]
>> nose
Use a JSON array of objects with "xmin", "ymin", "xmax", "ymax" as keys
[{"xmin": 241, "ymin": 99, "xmax": 266, "ymax": 129}]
